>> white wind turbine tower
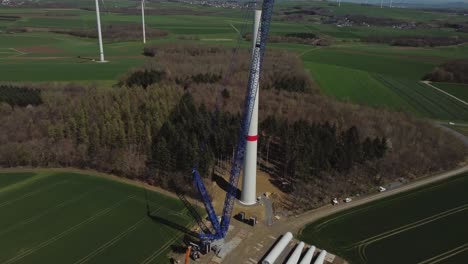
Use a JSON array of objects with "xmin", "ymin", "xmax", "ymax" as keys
[
  {"xmin": 381, "ymin": 0, "xmax": 384, "ymax": 8},
  {"xmin": 141, "ymin": 0, "xmax": 146, "ymax": 44},
  {"xmin": 390, "ymin": 0, "xmax": 393, "ymax": 8},
  {"xmin": 94, "ymin": 0, "xmax": 106, "ymax": 62}
]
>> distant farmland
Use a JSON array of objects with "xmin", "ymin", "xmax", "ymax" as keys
[
  {"xmin": 1, "ymin": 2, "xmax": 468, "ymax": 122},
  {"xmin": 0, "ymin": 171, "xmax": 195, "ymax": 264},
  {"xmin": 375, "ymin": 75, "xmax": 468, "ymax": 122},
  {"xmin": 299, "ymin": 172, "xmax": 468, "ymax": 264},
  {"xmin": 305, "ymin": 62, "xmax": 417, "ymax": 112}
]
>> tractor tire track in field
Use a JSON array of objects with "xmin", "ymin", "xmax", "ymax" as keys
[
  {"xmin": 73, "ymin": 208, "xmax": 163, "ymax": 264},
  {"xmin": 356, "ymin": 204, "xmax": 468, "ymax": 263},
  {"xmin": 0, "ymin": 180, "xmax": 69, "ymax": 209},
  {"xmin": 0, "ymin": 188, "xmax": 101, "ymax": 237},
  {"xmin": 2, "ymin": 196, "xmax": 132, "ymax": 264},
  {"xmin": 417, "ymin": 243, "xmax": 468, "ymax": 264}
]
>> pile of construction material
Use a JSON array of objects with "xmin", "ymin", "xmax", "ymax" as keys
[{"xmin": 262, "ymin": 232, "xmax": 328, "ymax": 264}]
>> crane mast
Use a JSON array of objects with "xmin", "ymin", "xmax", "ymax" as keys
[{"xmin": 192, "ymin": 0, "xmax": 275, "ymax": 241}]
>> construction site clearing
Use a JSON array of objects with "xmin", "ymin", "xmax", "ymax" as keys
[
  {"xmin": 168, "ymin": 205, "xmax": 348, "ymax": 264},
  {"xmin": 168, "ymin": 167, "xmax": 347, "ymax": 264}
]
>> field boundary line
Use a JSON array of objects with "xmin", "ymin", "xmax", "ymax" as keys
[
  {"xmin": 421, "ymin": 81, "xmax": 468, "ymax": 106},
  {"xmin": 2, "ymin": 197, "xmax": 131, "ymax": 264},
  {"xmin": 0, "ymin": 187, "xmax": 100, "ymax": 237},
  {"xmin": 417, "ymin": 243, "xmax": 468, "ymax": 264},
  {"xmin": 0, "ymin": 180, "xmax": 69, "ymax": 209}
]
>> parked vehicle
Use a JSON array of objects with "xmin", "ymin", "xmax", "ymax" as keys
[{"xmin": 332, "ymin": 198, "xmax": 339, "ymax": 205}]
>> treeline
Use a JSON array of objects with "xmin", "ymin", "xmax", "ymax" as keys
[
  {"xmin": 363, "ymin": 35, "xmax": 468, "ymax": 47},
  {"xmin": 0, "ymin": 85, "xmax": 42, "ymax": 107},
  {"xmin": 0, "ymin": 85, "xmax": 182, "ymax": 180},
  {"xmin": 278, "ymin": 6, "xmax": 329, "ymax": 22},
  {"xmin": 424, "ymin": 59, "xmax": 468, "ymax": 84},
  {"xmin": 244, "ymin": 32, "xmax": 331, "ymax": 46},
  {"xmin": 259, "ymin": 117, "xmax": 387, "ymax": 192},
  {"xmin": 120, "ymin": 70, "xmax": 167, "ymax": 89},
  {"xmin": 130, "ymin": 43, "xmax": 318, "ymax": 93},
  {"xmin": 443, "ymin": 22, "xmax": 468, "ymax": 33},
  {"xmin": 0, "ymin": 15, "xmax": 20, "ymax": 21},
  {"xmin": 51, "ymin": 24, "xmax": 168, "ymax": 42},
  {"xmin": 345, "ymin": 14, "xmax": 405, "ymax": 27}
]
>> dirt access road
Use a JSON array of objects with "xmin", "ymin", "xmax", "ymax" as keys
[{"xmin": 221, "ymin": 164, "xmax": 468, "ymax": 264}]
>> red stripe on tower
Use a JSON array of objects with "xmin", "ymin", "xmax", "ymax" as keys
[{"xmin": 246, "ymin": 135, "xmax": 258, "ymax": 142}]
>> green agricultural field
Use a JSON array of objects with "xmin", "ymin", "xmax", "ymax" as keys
[
  {"xmin": 0, "ymin": 171, "xmax": 197, "ymax": 264},
  {"xmin": 374, "ymin": 76, "xmax": 468, "ymax": 122},
  {"xmin": 0, "ymin": 172, "xmax": 36, "ymax": 189},
  {"xmin": 434, "ymin": 83, "xmax": 468, "ymax": 102},
  {"xmin": 299, "ymin": 172, "xmax": 468, "ymax": 264},
  {"xmin": 305, "ymin": 62, "xmax": 417, "ymax": 112},
  {"xmin": 0, "ymin": 32, "xmax": 153, "ymax": 81},
  {"xmin": 301, "ymin": 46, "xmax": 436, "ymax": 80}
]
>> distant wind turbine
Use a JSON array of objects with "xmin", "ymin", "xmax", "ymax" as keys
[
  {"xmin": 390, "ymin": 0, "xmax": 393, "ymax": 8},
  {"xmin": 95, "ymin": 0, "xmax": 106, "ymax": 62},
  {"xmin": 381, "ymin": 0, "xmax": 384, "ymax": 8},
  {"xmin": 141, "ymin": 0, "xmax": 146, "ymax": 44}
]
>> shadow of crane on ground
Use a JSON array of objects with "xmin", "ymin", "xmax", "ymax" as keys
[
  {"xmin": 142, "ymin": 188, "xmax": 199, "ymax": 238},
  {"xmin": 212, "ymin": 173, "xmax": 241, "ymax": 199},
  {"xmin": 176, "ymin": 191, "xmax": 212, "ymax": 235}
]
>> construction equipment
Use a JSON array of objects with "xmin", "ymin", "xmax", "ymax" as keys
[
  {"xmin": 184, "ymin": 246, "xmax": 191, "ymax": 264},
  {"xmin": 191, "ymin": 0, "xmax": 276, "ymax": 242}
]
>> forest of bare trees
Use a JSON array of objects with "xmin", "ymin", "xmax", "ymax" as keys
[
  {"xmin": 0, "ymin": 44, "xmax": 466, "ymax": 210},
  {"xmin": 424, "ymin": 59, "xmax": 468, "ymax": 84}
]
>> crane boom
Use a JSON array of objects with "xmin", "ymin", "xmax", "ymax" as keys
[
  {"xmin": 192, "ymin": 0, "xmax": 275, "ymax": 241},
  {"xmin": 219, "ymin": 0, "xmax": 275, "ymax": 237},
  {"xmin": 192, "ymin": 170, "xmax": 222, "ymax": 239}
]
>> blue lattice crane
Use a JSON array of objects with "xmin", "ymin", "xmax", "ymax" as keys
[{"xmin": 192, "ymin": 0, "xmax": 276, "ymax": 242}]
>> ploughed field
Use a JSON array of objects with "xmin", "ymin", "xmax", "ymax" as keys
[
  {"xmin": 299, "ymin": 172, "xmax": 468, "ymax": 264},
  {"xmin": 0, "ymin": 171, "xmax": 194, "ymax": 264}
]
